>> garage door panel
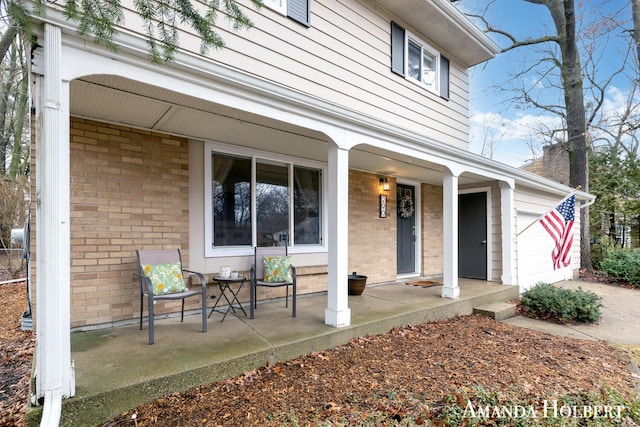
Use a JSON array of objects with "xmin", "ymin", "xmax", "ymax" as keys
[{"xmin": 517, "ymin": 212, "xmax": 572, "ymax": 292}]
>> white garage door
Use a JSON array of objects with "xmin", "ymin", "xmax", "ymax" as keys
[{"xmin": 516, "ymin": 211, "xmax": 572, "ymax": 292}]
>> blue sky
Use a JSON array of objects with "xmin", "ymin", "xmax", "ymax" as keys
[{"xmin": 460, "ymin": 0, "xmax": 634, "ymax": 166}]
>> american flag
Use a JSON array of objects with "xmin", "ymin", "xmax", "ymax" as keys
[{"xmin": 539, "ymin": 195, "xmax": 575, "ymax": 270}]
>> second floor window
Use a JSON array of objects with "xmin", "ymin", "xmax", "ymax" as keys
[
  {"xmin": 391, "ymin": 21, "xmax": 450, "ymax": 100},
  {"xmin": 263, "ymin": 0, "xmax": 310, "ymax": 27},
  {"xmin": 408, "ymin": 38, "xmax": 438, "ymax": 91}
]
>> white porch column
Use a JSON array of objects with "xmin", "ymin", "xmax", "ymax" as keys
[
  {"xmin": 325, "ymin": 144, "xmax": 351, "ymax": 327},
  {"xmin": 500, "ymin": 182, "xmax": 516, "ymax": 285},
  {"xmin": 442, "ymin": 171, "xmax": 460, "ymax": 298},
  {"xmin": 35, "ymin": 23, "xmax": 75, "ymax": 418}
]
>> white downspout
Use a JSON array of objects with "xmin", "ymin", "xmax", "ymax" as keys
[
  {"xmin": 36, "ymin": 23, "xmax": 75, "ymax": 427},
  {"xmin": 40, "ymin": 391, "xmax": 62, "ymax": 427}
]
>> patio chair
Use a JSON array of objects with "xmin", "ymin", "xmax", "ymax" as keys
[
  {"xmin": 135, "ymin": 249, "xmax": 207, "ymax": 345},
  {"xmin": 250, "ymin": 246, "xmax": 296, "ymax": 319}
]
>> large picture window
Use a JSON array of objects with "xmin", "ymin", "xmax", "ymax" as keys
[
  {"xmin": 205, "ymin": 143, "xmax": 324, "ymax": 256},
  {"xmin": 256, "ymin": 160, "xmax": 289, "ymax": 246},
  {"xmin": 212, "ymin": 153, "xmax": 251, "ymax": 246},
  {"xmin": 293, "ymin": 166, "xmax": 321, "ymax": 245}
]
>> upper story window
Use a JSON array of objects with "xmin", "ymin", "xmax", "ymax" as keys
[
  {"xmin": 391, "ymin": 21, "xmax": 450, "ymax": 100},
  {"xmin": 263, "ymin": 0, "xmax": 311, "ymax": 27},
  {"xmin": 204, "ymin": 142, "xmax": 325, "ymax": 257},
  {"xmin": 263, "ymin": 0, "xmax": 287, "ymax": 15},
  {"xmin": 408, "ymin": 37, "xmax": 438, "ymax": 91}
]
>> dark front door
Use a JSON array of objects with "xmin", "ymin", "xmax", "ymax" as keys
[
  {"xmin": 458, "ymin": 192, "xmax": 487, "ymax": 280},
  {"xmin": 397, "ymin": 183, "xmax": 416, "ymax": 275}
]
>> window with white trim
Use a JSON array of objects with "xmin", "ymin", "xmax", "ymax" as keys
[
  {"xmin": 407, "ymin": 37, "xmax": 438, "ymax": 91},
  {"xmin": 391, "ymin": 21, "xmax": 450, "ymax": 100},
  {"xmin": 263, "ymin": 0, "xmax": 310, "ymax": 26},
  {"xmin": 263, "ymin": 0, "xmax": 286, "ymax": 15},
  {"xmin": 204, "ymin": 143, "xmax": 324, "ymax": 256}
]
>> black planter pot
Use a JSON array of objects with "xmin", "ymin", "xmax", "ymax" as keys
[{"xmin": 348, "ymin": 274, "xmax": 367, "ymax": 295}]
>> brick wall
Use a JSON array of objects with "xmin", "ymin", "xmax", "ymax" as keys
[
  {"xmin": 348, "ymin": 170, "xmax": 397, "ymax": 283},
  {"xmin": 522, "ymin": 143, "xmax": 570, "ymax": 186},
  {"xmin": 68, "ymin": 118, "xmax": 190, "ymax": 328},
  {"xmin": 421, "ymin": 184, "xmax": 443, "ymax": 276}
]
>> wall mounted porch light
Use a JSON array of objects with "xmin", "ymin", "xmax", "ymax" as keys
[{"xmin": 379, "ymin": 177, "xmax": 390, "ymax": 191}]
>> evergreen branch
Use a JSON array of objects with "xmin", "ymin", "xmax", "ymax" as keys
[
  {"xmin": 33, "ymin": 0, "xmax": 261, "ymax": 63},
  {"xmin": 62, "ymin": 0, "xmax": 124, "ymax": 52}
]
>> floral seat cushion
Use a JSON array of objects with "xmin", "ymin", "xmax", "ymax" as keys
[
  {"xmin": 263, "ymin": 255, "xmax": 293, "ymax": 283},
  {"xmin": 142, "ymin": 262, "xmax": 188, "ymax": 295}
]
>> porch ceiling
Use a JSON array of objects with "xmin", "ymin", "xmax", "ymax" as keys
[
  {"xmin": 70, "ymin": 76, "xmax": 486, "ymax": 186},
  {"xmin": 70, "ymin": 76, "xmax": 330, "ymax": 162}
]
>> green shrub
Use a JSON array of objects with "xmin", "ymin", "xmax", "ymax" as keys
[
  {"xmin": 599, "ymin": 249, "xmax": 640, "ymax": 287},
  {"xmin": 520, "ymin": 282, "xmax": 602, "ymax": 323}
]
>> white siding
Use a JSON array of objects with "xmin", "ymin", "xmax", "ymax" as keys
[{"xmin": 108, "ymin": 0, "xmax": 472, "ymax": 149}]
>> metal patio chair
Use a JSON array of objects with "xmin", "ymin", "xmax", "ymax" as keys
[
  {"xmin": 135, "ymin": 249, "xmax": 207, "ymax": 345},
  {"xmin": 250, "ymin": 246, "xmax": 296, "ymax": 319}
]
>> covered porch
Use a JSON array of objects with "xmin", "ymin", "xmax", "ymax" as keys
[{"xmin": 27, "ymin": 279, "xmax": 519, "ymax": 426}]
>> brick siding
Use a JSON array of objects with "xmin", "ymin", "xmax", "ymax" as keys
[
  {"xmin": 348, "ymin": 170, "xmax": 397, "ymax": 283},
  {"xmin": 67, "ymin": 118, "xmax": 190, "ymax": 328},
  {"xmin": 421, "ymin": 184, "xmax": 444, "ymax": 276}
]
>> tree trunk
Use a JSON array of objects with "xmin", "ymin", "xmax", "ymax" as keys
[
  {"xmin": 608, "ymin": 212, "xmax": 617, "ymax": 242},
  {"xmin": 8, "ymin": 42, "xmax": 29, "ymax": 177},
  {"xmin": 633, "ymin": 0, "xmax": 640, "ymax": 68},
  {"xmin": 0, "ymin": 26, "xmax": 18, "ymax": 63},
  {"xmin": 539, "ymin": 0, "xmax": 593, "ymax": 271}
]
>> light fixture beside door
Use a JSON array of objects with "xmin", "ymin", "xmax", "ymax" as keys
[{"xmin": 379, "ymin": 177, "xmax": 390, "ymax": 192}]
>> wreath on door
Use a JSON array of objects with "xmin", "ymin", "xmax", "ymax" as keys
[{"xmin": 398, "ymin": 195, "xmax": 414, "ymax": 218}]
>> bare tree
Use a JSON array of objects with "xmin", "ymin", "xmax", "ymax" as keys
[
  {"xmin": 0, "ymin": 175, "xmax": 27, "ymax": 278},
  {"xmin": 457, "ymin": 0, "xmax": 634, "ymax": 272}
]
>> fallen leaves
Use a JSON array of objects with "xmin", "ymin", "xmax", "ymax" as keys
[
  {"xmin": 102, "ymin": 315, "xmax": 638, "ymax": 426},
  {"xmin": 0, "ymin": 281, "xmax": 34, "ymax": 427}
]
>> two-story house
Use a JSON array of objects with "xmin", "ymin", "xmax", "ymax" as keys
[{"xmin": 25, "ymin": 0, "xmax": 594, "ymax": 422}]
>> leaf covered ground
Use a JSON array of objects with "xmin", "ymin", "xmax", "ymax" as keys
[
  {"xmin": 100, "ymin": 316, "xmax": 640, "ymax": 425},
  {"xmin": 0, "ymin": 281, "xmax": 34, "ymax": 427},
  {"xmin": 2, "ymin": 272, "xmax": 639, "ymax": 426}
]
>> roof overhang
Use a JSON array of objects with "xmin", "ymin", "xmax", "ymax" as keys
[{"xmin": 373, "ymin": 0, "xmax": 500, "ymax": 67}]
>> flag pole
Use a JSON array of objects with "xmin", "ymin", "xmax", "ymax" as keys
[{"xmin": 516, "ymin": 185, "xmax": 582, "ymax": 237}]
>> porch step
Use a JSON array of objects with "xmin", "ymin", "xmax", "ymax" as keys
[{"xmin": 473, "ymin": 302, "xmax": 517, "ymax": 321}]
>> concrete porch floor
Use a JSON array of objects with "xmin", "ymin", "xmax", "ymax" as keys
[{"xmin": 29, "ymin": 279, "xmax": 519, "ymax": 426}]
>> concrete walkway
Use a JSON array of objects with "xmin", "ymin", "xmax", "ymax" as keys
[{"xmin": 503, "ymin": 280, "xmax": 640, "ymax": 345}]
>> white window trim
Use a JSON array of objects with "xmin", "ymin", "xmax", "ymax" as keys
[
  {"xmin": 204, "ymin": 140, "xmax": 328, "ymax": 258},
  {"xmin": 264, "ymin": 0, "xmax": 287, "ymax": 16},
  {"xmin": 405, "ymin": 30, "xmax": 440, "ymax": 96}
]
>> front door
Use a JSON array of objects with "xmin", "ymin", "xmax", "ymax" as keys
[
  {"xmin": 458, "ymin": 192, "xmax": 487, "ymax": 280},
  {"xmin": 397, "ymin": 183, "xmax": 416, "ymax": 275}
]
